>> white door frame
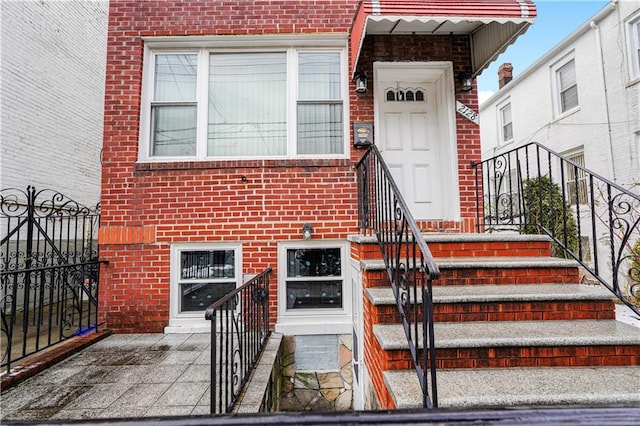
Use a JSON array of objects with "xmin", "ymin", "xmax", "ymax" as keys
[
  {"xmin": 373, "ymin": 61, "xmax": 460, "ymax": 221},
  {"xmin": 350, "ymin": 258, "xmax": 365, "ymax": 410}
]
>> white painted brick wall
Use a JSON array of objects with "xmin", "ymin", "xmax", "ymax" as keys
[{"xmin": 0, "ymin": 0, "xmax": 108, "ymax": 207}]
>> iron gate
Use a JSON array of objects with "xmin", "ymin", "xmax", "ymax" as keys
[{"xmin": 1, "ymin": 187, "xmax": 101, "ymax": 371}]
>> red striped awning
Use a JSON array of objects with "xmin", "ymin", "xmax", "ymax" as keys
[{"xmin": 350, "ymin": 0, "xmax": 536, "ymax": 76}]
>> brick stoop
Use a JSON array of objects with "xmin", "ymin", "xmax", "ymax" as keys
[
  {"xmin": 0, "ymin": 329, "xmax": 113, "ymax": 391},
  {"xmin": 353, "ymin": 233, "xmax": 640, "ymax": 409}
]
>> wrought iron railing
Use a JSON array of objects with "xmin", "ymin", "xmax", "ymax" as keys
[
  {"xmin": 472, "ymin": 142, "xmax": 640, "ymax": 316},
  {"xmin": 1, "ymin": 186, "xmax": 101, "ymax": 371},
  {"xmin": 355, "ymin": 145, "xmax": 440, "ymax": 409},
  {"xmin": 205, "ymin": 268, "xmax": 273, "ymax": 414}
]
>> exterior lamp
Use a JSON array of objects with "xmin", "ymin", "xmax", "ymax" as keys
[
  {"xmin": 354, "ymin": 70, "xmax": 368, "ymax": 93},
  {"xmin": 459, "ymin": 71, "xmax": 473, "ymax": 92},
  {"xmin": 302, "ymin": 223, "xmax": 313, "ymax": 240}
]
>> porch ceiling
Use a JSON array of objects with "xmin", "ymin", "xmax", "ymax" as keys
[{"xmin": 350, "ymin": 0, "xmax": 536, "ymax": 77}]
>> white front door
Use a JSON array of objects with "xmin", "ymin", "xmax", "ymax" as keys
[{"xmin": 375, "ymin": 63, "xmax": 458, "ymax": 221}]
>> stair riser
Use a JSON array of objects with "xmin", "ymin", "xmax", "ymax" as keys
[
  {"xmin": 370, "ymin": 301, "xmax": 616, "ymax": 323},
  {"xmin": 437, "ymin": 267, "xmax": 580, "ymax": 285},
  {"xmin": 431, "ymin": 240, "xmax": 551, "ymax": 258},
  {"xmin": 382, "ymin": 345, "xmax": 640, "ymax": 370},
  {"xmin": 363, "ymin": 267, "xmax": 580, "ymax": 287},
  {"xmin": 355, "ymin": 240, "xmax": 552, "ymax": 260}
]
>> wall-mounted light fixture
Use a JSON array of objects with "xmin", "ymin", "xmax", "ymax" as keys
[
  {"xmin": 302, "ymin": 223, "xmax": 313, "ymax": 240},
  {"xmin": 353, "ymin": 70, "xmax": 368, "ymax": 93},
  {"xmin": 459, "ymin": 71, "xmax": 473, "ymax": 92}
]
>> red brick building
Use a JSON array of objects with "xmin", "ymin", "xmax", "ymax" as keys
[{"xmin": 99, "ymin": 0, "xmax": 535, "ymax": 409}]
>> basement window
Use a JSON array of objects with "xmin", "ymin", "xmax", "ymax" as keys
[
  {"xmin": 168, "ymin": 243, "xmax": 241, "ymax": 330},
  {"xmin": 276, "ymin": 241, "xmax": 351, "ymax": 335}
]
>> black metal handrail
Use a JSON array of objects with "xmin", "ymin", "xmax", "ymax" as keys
[
  {"xmin": 472, "ymin": 142, "xmax": 640, "ymax": 316},
  {"xmin": 355, "ymin": 145, "xmax": 440, "ymax": 409},
  {"xmin": 205, "ymin": 268, "xmax": 273, "ymax": 414},
  {"xmin": 1, "ymin": 187, "xmax": 101, "ymax": 371}
]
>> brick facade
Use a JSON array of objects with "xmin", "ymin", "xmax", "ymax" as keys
[{"xmin": 100, "ymin": 0, "xmax": 481, "ymax": 332}]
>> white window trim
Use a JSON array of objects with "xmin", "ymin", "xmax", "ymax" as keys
[
  {"xmin": 550, "ymin": 52, "xmax": 579, "ymax": 119},
  {"xmin": 275, "ymin": 240, "xmax": 351, "ymax": 335},
  {"xmin": 139, "ymin": 35, "xmax": 350, "ymax": 163},
  {"xmin": 496, "ymin": 97, "xmax": 513, "ymax": 146},
  {"xmin": 626, "ymin": 10, "xmax": 640, "ymax": 82},
  {"xmin": 166, "ymin": 242, "xmax": 242, "ymax": 333}
]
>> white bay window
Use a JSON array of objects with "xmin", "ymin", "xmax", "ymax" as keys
[{"xmin": 140, "ymin": 41, "xmax": 347, "ymax": 161}]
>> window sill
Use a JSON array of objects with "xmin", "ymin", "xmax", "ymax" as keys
[
  {"xmin": 275, "ymin": 319, "xmax": 352, "ymax": 336},
  {"xmin": 135, "ymin": 158, "xmax": 353, "ymax": 172},
  {"xmin": 552, "ymin": 106, "xmax": 580, "ymax": 122}
]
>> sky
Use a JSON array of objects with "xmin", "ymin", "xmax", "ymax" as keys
[{"xmin": 477, "ymin": 0, "xmax": 611, "ymax": 104}]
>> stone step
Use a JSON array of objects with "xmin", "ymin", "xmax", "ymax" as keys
[
  {"xmin": 362, "ymin": 257, "xmax": 580, "ymax": 286},
  {"xmin": 349, "ymin": 233, "xmax": 553, "ymax": 259},
  {"xmin": 384, "ymin": 366, "xmax": 640, "ymax": 409},
  {"xmin": 365, "ymin": 284, "xmax": 617, "ymax": 322},
  {"xmin": 373, "ymin": 320, "xmax": 640, "ymax": 369}
]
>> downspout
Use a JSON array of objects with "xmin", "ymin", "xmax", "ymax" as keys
[{"xmin": 590, "ymin": 4, "xmax": 617, "ymax": 182}]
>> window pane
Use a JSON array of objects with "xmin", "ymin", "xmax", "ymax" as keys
[
  {"xmin": 501, "ymin": 104, "xmax": 513, "ymax": 141},
  {"xmin": 558, "ymin": 60, "xmax": 578, "ymax": 112},
  {"xmin": 152, "ymin": 105, "xmax": 197, "ymax": 156},
  {"xmin": 286, "ymin": 280, "xmax": 342, "ymax": 309},
  {"xmin": 154, "ymin": 54, "xmax": 197, "ymax": 102},
  {"xmin": 297, "ymin": 103, "xmax": 343, "ymax": 154},
  {"xmin": 287, "ymin": 248, "xmax": 341, "ymax": 277},
  {"xmin": 181, "ymin": 250, "xmax": 235, "ymax": 280},
  {"xmin": 298, "ymin": 52, "xmax": 341, "ymax": 100},
  {"xmin": 503, "ymin": 123, "xmax": 513, "ymax": 142},
  {"xmin": 565, "ymin": 154, "xmax": 588, "ymax": 205},
  {"xmin": 180, "ymin": 282, "xmax": 236, "ymax": 312},
  {"xmin": 561, "ymin": 85, "xmax": 579, "ymax": 112},
  {"xmin": 558, "ymin": 60, "xmax": 576, "ymax": 89},
  {"xmin": 208, "ymin": 53, "xmax": 287, "ymax": 157}
]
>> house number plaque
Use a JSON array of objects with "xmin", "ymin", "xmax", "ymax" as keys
[{"xmin": 456, "ymin": 101, "xmax": 479, "ymax": 125}]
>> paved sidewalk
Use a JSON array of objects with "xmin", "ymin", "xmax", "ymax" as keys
[{"xmin": 1, "ymin": 333, "xmax": 212, "ymax": 422}]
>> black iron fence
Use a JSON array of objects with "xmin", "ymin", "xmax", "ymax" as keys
[
  {"xmin": 472, "ymin": 142, "xmax": 640, "ymax": 316},
  {"xmin": 1, "ymin": 187, "xmax": 101, "ymax": 371},
  {"xmin": 355, "ymin": 145, "xmax": 440, "ymax": 409},
  {"xmin": 205, "ymin": 268, "xmax": 273, "ymax": 414}
]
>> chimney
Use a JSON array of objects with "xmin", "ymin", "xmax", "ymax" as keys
[{"xmin": 498, "ymin": 63, "xmax": 513, "ymax": 89}]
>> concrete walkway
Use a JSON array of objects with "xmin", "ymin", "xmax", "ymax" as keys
[
  {"xmin": 1, "ymin": 306, "xmax": 638, "ymax": 423},
  {"xmin": 1, "ymin": 333, "xmax": 212, "ymax": 422}
]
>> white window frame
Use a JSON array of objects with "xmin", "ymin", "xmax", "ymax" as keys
[
  {"xmin": 139, "ymin": 36, "xmax": 349, "ymax": 162},
  {"xmin": 496, "ymin": 98, "xmax": 513, "ymax": 146},
  {"xmin": 627, "ymin": 10, "xmax": 640, "ymax": 82},
  {"xmin": 550, "ymin": 52, "xmax": 579, "ymax": 118},
  {"xmin": 167, "ymin": 242, "xmax": 242, "ymax": 332},
  {"xmin": 276, "ymin": 240, "xmax": 351, "ymax": 335}
]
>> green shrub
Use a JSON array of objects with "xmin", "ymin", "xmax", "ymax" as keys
[{"xmin": 521, "ymin": 176, "xmax": 579, "ymax": 258}]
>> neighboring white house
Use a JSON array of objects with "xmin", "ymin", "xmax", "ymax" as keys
[
  {"xmin": 0, "ymin": 0, "xmax": 108, "ymax": 207},
  {"xmin": 479, "ymin": 0, "xmax": 640, "ymax": 288},
  {"xmin": 480, "ymin": 0, "xmax": 639, "ymax": 188}
]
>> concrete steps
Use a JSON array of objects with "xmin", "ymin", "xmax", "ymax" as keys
[
  {"xmin": 352, "ymin": 232, "xmax": 640, "ymax": 409},
  {"xmin": 384, "ymin": 366, "xmax": 640, "ymax": 408},
  {"xmin": 374, "ymin": 319, "xmax": 640, "ymax": 368},
  {"xmin": 366, "ymin": 284, "xmax": 617, "ymax": 322}
]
